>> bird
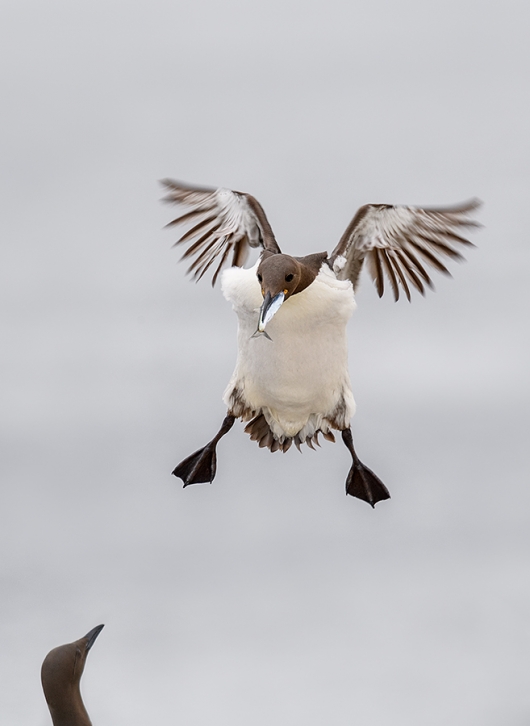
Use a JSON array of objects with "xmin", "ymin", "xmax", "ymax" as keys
[
  {"xmin": 41, "ymin": 624, "xmax": 104, "ymax": 726},
  {"xmin": 161, "ymin": 179, "xmax": 480, "ymax": 506}
]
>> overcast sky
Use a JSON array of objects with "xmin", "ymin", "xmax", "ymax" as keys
[{"xmin": 1, "ymin": 1, "xmax": 529, "ymax": 724}]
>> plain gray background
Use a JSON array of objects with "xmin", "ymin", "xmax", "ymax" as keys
[{"xmin": 2, "ymin": 1, "xmax": 529, "ymax": 724}]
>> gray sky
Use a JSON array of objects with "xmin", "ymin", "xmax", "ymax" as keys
[{"xmin": 1, "ymin": 1, "xmax": 529, "ymax": 724}]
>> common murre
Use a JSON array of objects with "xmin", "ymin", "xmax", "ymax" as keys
[
  {"xmin": 41, "ymin": 625, "xmax": 104, "ymax": 726},
  {"xmin": 162, "ymin": 179, "xmax": 480, "ymax": 506}
]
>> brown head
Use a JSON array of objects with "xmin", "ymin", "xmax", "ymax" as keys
[
  {"xmin": 256, "ymin": 251, "xmax": 328, "ymax": 333},
  {"xmin": 41, "ymin": 624, "xmax": 104, "ymax": 726}
]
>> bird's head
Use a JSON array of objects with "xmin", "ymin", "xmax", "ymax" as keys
[
  {"xmin": 255, "ymin": 251, "xmax": 327, "ymax": 334},
  {"xmin": 41, "ymin": 624, "xmax": 104, "ymax": 724}
]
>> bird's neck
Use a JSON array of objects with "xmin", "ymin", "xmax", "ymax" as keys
[
  {"xmin": 47, "ymin": 687, "xmax": 92, "ymax": 726},
  {"xmin": 292, "ymin": 252, "xmax": 328, "ymax": 294}
]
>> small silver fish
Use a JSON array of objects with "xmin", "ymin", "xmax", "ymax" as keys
[
  {"xmin": 260, "ymin": 291, "xmax": 285, "ymax": 329},
  {"xmin": 250, "ymin": 290, "xmax": 285, "ymax": 342},
  {"xmin": 251, "ymin": 327, "xmax": 273, "ymax": 341}
]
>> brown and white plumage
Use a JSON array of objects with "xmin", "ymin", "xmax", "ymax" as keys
[
  {"xmin": 329, "ymin": 199, "xmax": 481, "ymax": 300},
  {"xmin": 161, "ymin": 179, "xmax": 280, "ymax": 285},
  {"xmin": 163, "ymin": 179, "xmax": 481, "ymax": 506},
  {"xmin": 162, "ymin": 178, "xmax": 480, "ymax": 299}
]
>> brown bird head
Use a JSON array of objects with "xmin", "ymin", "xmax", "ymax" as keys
[
  {"xmin": 255, "ymin": 251, "xmax": 328, "ymax": 334},
  {"xmin": 41, "ymin": 624, "xmax": 104, "ymax": 726}
]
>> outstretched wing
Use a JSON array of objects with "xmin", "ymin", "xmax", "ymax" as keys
[
  {"xmin": 161, "ymin": 179, "xmax": 281, "ymax": 286},
  {"xmin": 329, "ymin": 199, "xmax": 481, "ymax": 300}
]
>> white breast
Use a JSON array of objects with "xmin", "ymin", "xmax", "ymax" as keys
[{"xmin": 221, "ymin": 262, "xmax": 357, "ymax": 439}]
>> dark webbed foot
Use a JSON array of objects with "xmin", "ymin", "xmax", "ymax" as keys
[
  {"xmin": 172, "ymin": 443, "xmax": 218, "ymax": 486},
  {"xmin": 345, "ymin": 460, "xmax": 390, "ymax": 507},
  {"xmin": 172, "ymin": 415, "xmax": 235, "ymax": 487},
  {"xmin": 341, "ymin": 428, "xmax": 390, "ymax": 507}
]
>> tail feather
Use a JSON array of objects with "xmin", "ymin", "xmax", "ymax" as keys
[{"xmin": 244, "ymin": 414, "xmax": 335, "ymax": 453}]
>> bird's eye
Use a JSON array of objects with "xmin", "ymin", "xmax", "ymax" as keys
[
  {"xmin": 257, "ymin": 273, "xmax": 263, "ymax": 283},
  {"xmin": 285, "ymin": 273, "xmax": 294, "ymax": 282}
]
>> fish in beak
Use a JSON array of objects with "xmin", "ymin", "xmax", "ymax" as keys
[
  {"xmin": 251, "ymin": 251, "xmax": 326, "ymax": 341},
  {"xmin": 251, "ymin": 290, "xmax": 285, "ymax": 340}
]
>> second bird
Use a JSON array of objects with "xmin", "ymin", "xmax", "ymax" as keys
[{"xmin": 162, "ymin": 179, "xmax": 480, "ymax": 507}]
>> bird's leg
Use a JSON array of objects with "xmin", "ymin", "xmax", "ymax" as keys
[
  {"xmin": 341, "ymin": 428, "xmax": 390, "ymax": 507},
  {"xmin": 172, "ymin": 414, "xmax": 236, "ymax": 487}
]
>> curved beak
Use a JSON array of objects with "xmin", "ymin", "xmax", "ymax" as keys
[{"xmin": 258, "ymin": 291, "xmax": 285, "ymax": 332}]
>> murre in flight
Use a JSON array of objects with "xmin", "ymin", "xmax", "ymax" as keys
[
  {"xmin": 41, "ymin": 624, "xmax": 104, "ymax": 726},
  {"xmin": 162, "ymin": 179, "xmax": 480, "ymax": 506}
]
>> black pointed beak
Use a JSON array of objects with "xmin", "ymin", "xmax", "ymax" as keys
[
  {"xmin": 84, "ymin": 624, "xmax": 104, "ymax": 652},
  {"xmin": 258, "ymin": 291, "xmax": 285, "ymax": 332},
  {"xmin": 259, "ymin": 291, "xmax": 272, "ymax": 331}
]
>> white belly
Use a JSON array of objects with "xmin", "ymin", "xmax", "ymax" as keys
[{"xmin": 221, "ymin": 262, "xmax": 357, "ymax": 439}]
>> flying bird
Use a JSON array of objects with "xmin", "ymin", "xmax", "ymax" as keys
[
  {"xmin": 41, "ymin": 624, "xmax": 104, "ymax": 726},
  {"xmin": 162, "ymin": 179, "xmax": 480, "ymax": 506}
]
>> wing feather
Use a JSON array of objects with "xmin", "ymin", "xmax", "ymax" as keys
[
  {"xmin": 212, "ymin": 244, "xmax": 232, "ymax": 287},
  {"xmin": 394, "ymin": 249, "xmax": 425, "ymax": 296},
  {"xmin": 415, "ymin": 233, "xmax": 465, "ymax": 260},
  {"xmin": 161, "ymin": 179, "xmax": 281, "ymax": 286},
  {"xmin": 330, "ymin": 199, "xmax": 480, "ymax": 299},
  {"xmin": 388, "ymin": 251, "xmax": 411, "ymax": 301},
  {"xmin": 409, "ymin": 238, "xmax": 452, "ymax": 275},
  {"xmin": 174, "ymin": 215, "xmax": 219, "ymax": 246},
  {"xmin": 367, "ymin": 247, "xmax": 385, "ymax": 298},
  {"xmin": 164, "ymin": 209, "xmax": 208, "ymax": 228},
  {"xmin": 180, "ymin": 222, "xmax": 223, "ymax": 260},
  {"xmin": 399, "ymin": 247, "xmax": 433, "ymax": 287},
  {"xmin": 379, "ymin": 249, "xmax": 400, "ymax": 301}
]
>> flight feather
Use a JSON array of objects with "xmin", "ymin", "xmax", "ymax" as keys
[
  {"xmin": 161, "ymin": 179, "xmax": 281, "ymax": 286},
  {"xmin": 329, "ymin": 199, "xmax": 481, "ymax": 300}
]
